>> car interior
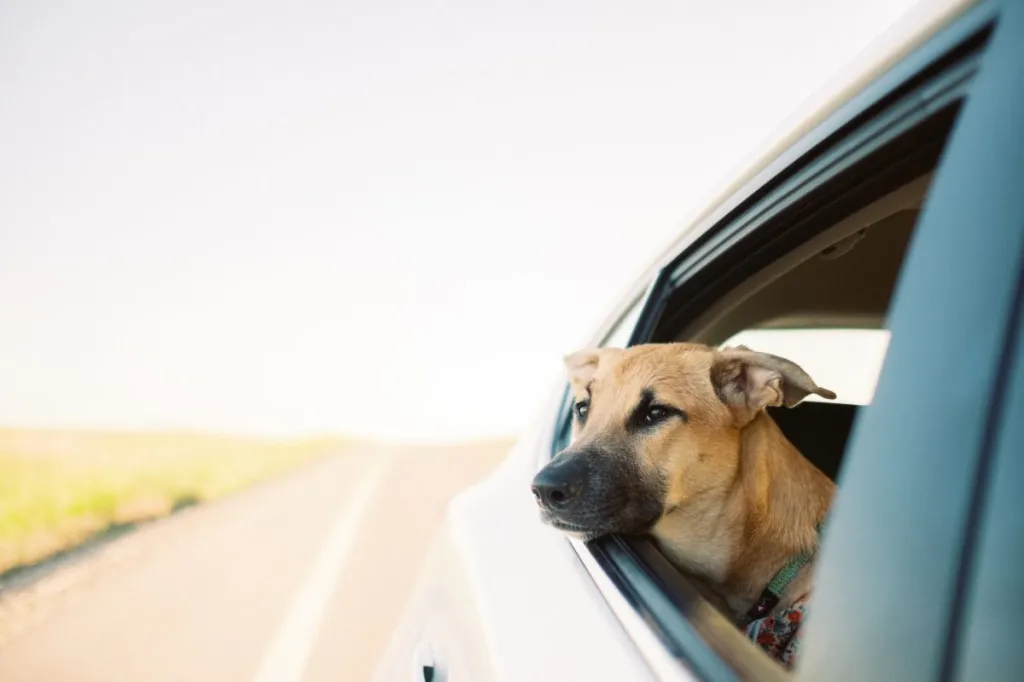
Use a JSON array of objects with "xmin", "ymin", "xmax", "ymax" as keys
[{"xmin": 669, "ymin": 172, "xmax": 933, "ymax": 485}]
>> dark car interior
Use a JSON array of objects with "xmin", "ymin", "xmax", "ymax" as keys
[{"xmin": 766, "ymin": 402, "xmax": 857, "ymax": 483}]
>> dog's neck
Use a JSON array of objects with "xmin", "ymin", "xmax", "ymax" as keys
[{"xmin": 651, "ymin": 410, "xmax": 834, "ymax": 618}]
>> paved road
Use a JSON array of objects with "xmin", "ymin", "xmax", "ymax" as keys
[{"xmin": 0, "ymin": 442, "xmax": 510, "ymax": 682}]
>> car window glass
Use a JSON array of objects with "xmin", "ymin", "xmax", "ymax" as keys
[{"xmin": 720, "ymin": 328, "xmax": 890, "ymax": 406}]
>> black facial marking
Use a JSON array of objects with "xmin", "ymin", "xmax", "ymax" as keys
[{"xmin": 627, "ymin": 389, "xmax": 688, "ymax": 431}]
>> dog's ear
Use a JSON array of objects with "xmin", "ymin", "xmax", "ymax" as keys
[
  {"xmin": 563, "ymin": 348, "xmax": 620, "ymax": 391},
  {"xmin": 710, "ymin": 347, "xmax": 836, "ymax": 422},
  {"xmin": 564, "ymin": 349, "xmax": 600, "ymax": 390}
]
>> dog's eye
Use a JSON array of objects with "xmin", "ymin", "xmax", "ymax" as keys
[
  {"xmin": 574, "ymin": 400, "xmax": 590, "ymax": 421},
  {"xmin": 628, "ymin": 392, "xmax": 688, "ymax": 431},
  {"xmin": 642, "ymin": 406, "xmax": 669, "ymax": 424}
]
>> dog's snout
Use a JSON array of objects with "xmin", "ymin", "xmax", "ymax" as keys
[
  {"xmin": 531, "ymin": 473, "xmax": 577, "ymax": 509},
  {"xmin": 531, "ymin": 457, "xmax": 588, "ymax": 510}
]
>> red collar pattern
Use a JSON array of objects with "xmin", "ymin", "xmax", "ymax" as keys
[{"xmin": 743, "ymin": 597, "xmax": 808, "ymax": 669}]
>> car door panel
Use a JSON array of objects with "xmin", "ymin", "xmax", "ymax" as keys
[{"xmin": 951, "ymin": 263, "xmax": 1024, "ymax": 682}]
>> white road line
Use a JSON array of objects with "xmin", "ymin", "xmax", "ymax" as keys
[{"xmin": 251, "ymin": 453, "xmax": 392, "ymax": 682}]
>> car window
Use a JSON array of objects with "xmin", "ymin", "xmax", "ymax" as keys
[{"xmin": 720, "ymin": 328, "xmax": 891, "ymax": 406}]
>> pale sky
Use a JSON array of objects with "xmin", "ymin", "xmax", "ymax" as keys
[{"xmin": 1, "ymin": 0, "xmax": 920, "ymax": 442}]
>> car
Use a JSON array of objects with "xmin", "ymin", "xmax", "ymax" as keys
[{"xmin": 373, "ymin": 0, "xmax": 1024, "ymax": 680}]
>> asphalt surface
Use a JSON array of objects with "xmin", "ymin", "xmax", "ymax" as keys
[{"xmin": 0, "ymin": 442, "xmax": 510, "ymax": 682}]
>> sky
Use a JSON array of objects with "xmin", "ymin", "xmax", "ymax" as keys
[{"xmin": 0, "ymin": 0, "xmax": 921, "ymax": 442}]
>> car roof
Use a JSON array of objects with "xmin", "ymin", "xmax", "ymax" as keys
[{"xmin": 620, "ymin": 0, "xmax": 979, "ymax": 302}]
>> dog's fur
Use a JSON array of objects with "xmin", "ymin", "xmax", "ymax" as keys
[{"xmin": 532, "ymin": 343, "xmax": 836, "ymax": 647}]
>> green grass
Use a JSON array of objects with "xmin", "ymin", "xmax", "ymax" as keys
[{"xmin": 0, "ymin": 430, "xmax": 345, "ymax": 576}]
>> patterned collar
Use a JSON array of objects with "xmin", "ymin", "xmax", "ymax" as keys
[
  {"xmin": 740, "ymin": 521, "xmax": 824, "ymax": 668},
  {"xmin": 743, "ymin": 522, "xmax": 823, "ymax": 624},
  {"xmin": 744, "ymin": 597, "xmax": 808, "ymax": 669}
]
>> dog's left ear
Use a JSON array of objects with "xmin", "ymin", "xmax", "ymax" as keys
[{"xmin": 711, "ymin": 347, "xmax": 836, "ymax": 423}]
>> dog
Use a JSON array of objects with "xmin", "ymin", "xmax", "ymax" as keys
[{"xmin": 531, "ymin": 342, "xmax": 837, "ymax": 669}]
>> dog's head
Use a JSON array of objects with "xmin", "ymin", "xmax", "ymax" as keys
[{"xmin": 531, "ymin": 343, "xmax": 835, "ymax": 540}]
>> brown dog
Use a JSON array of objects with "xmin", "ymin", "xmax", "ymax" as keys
[{"xmin": 531, "ymin": 342, "xmax": 836, "ymax": 668}]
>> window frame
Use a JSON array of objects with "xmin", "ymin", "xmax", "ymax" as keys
[{"xmin": 542, "ymin": 3, "xmax": 1020, "ymax": 680}]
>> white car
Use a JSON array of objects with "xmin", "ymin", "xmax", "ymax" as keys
[{"xmin": 375, "ymin": 0, "xmax": 1024, "ymax": 679}]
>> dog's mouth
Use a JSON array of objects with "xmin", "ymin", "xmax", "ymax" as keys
[
  {"xmin": 539, "ymin": 502, "xmax": 661, "ymax": 540},
  {"xmin": 546, "ymin": 517, "xmax": 597, "ymax": 533},
  {"xmin": 544, "ymin": 517, "xmax": 608, "ymax": 542},
  {"xmin": 538, "ymin": 508, "xmax": 618, "ymax": 540}
]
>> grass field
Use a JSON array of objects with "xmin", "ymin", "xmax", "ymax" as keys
[{"xmin": 0, "ymin": 430, "xmax": 345, "ymax": 576}]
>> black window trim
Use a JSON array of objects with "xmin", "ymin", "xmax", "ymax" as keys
[{"xmin": 543, "ymin": 3, "xmax": 1004, "ymax": 681}]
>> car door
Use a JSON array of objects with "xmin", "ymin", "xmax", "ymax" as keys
[{"xmin": 951, "ymin": 241, "xmax": 1024, "ymax": 682}]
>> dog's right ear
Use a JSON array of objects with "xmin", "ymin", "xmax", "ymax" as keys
[
  {"xmin": 564, "ymin": 348, "xmax": 622, "ymax": 391},
  {"xmin": 563, "ymin": 349, "xmax": 600, "ymax": 391}
]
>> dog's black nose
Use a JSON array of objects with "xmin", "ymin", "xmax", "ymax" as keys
[{"xmin": 531, "ymin": 457, "xmax": 588, "ymax": 510}]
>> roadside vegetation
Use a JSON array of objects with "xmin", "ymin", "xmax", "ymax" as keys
[{"xmin": 0, "ymin": 430, "xmax": 344, "ymax": 576}]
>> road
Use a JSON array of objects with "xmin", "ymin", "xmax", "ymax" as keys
[{"xmin": 0, "ymin": 442, "xmax": 510, "ymax": 682}]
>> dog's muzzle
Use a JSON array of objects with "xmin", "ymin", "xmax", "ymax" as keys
[{"xmin": 531, "ymin": 445, "xmax": 666, "ymax": 538}]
